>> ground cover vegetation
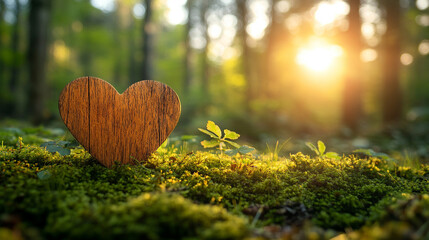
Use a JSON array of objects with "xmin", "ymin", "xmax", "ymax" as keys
[{"xmin": 1, "ymin": 122, "xmax": 428, "ymax": 240}]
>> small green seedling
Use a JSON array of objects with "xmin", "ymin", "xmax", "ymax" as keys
[
  {"xmin": 306, "ymin": 140, "xmax": 340, "ymax": 159},
  {"xmin": 199, "ymin": 121, "xmax": 255, "ymax": 156}
]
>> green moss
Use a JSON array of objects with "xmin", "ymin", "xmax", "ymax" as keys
[
  {"xmin": 1, "ymin": 139, "xmax": 429, "ymax": 239},
  {"xmin": 45, "ymin": 193, "xmax": 248, "ymax": 240},
  {"xmin": 348, "ymin": 194, "xmax": 429, "ymax": 239}
]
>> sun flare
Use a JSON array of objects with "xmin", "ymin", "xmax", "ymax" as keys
[{"xmin": 296, "ymin": 43, "xmax": 343, "ymax": 73}]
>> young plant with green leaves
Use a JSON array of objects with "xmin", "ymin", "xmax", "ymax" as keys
[
  {"xmin": 198, "ymin": 121, "xmax": 255, "ymax": 156},
  {"xmin": 306, "ymin": 140, "xmax": 340, "ymax": 159}
]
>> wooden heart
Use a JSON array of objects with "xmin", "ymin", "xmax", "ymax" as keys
[{"xmin": 58, "ymin": 77, "xmax": 181, "ymax": 168}]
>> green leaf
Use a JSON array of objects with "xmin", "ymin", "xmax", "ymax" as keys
[
  {"xmin": 238, "ymin": 145, "xmax": 256, "ymax": 154},
  {"xmin": 40, "ymin": 141, "xmax": 56, "ymax": 147},
  {"xmin": 225, "ymin": 149, "xmax": 239, "ymax": 156},
  {"xmin": 325, "ymin": 152, "xmax": 339, "ymax": 158},
  {"xmin": 317, "ymin": 141, "xmax": 326, "ymax": 155},
  {"xmin": 44, "ymin": 145, "xmax": 71, "ymax": 156},
  {"xmin": 37, "ymin": 170, "xmax": 51, "ymax": 180},
  {"xmin": 224, "ymin": 140, "xmax": 240, "ymax": 148},
  {"xmin": 198, "ymin": 128, "xmax": 219, "ymax": 139},
  {"xmin": 305, "ymin": 142, "xmax": 319, "ymax": 155},
  {"xmin": 201, "ymin": 139, "xmax": 220, "ymax": 148},
  {"xmin": 206, "ymin": 121, "xmax": 222, "ymax": 138},
  {"xmin": 224, "ymin": 129, "xmax": 240, "ymax": 140}
]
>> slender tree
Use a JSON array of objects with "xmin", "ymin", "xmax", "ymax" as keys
[
  {"xmin": 200, "ymin": 0, "xmax": 210, "ymax": 97},
  {"xmin": 113, "ymin": 1, "xmax": 131, "ymax": 87},
  {"xmin": 381, "ymin": 0, "xmax": 402, "ymax": 123},
  {"xmin": 27, "ymin": 0, "xmax": 52, "ymax": 124},
  {"xmin": 9, "ymin": 0, "xmax": 22, "ymax": 99},
  {"xmin": 80, "ymin": 0, "xmax": 93, "ymax": 76},
  {"xmin": 183, "ymin": 0, "xmax": 193, "ymax": 94},
  {"xmin": 236, "ymin": 0, "xmax": 252, "ymax": 111},
  {"xmin": 0, "ymin": 0, "xmax": 5, "ymax": 85},
  {"xmin": 341, "ymin": 0, "xmax": 363, "ymax": 131},
  {"xmin": 141, "ymin": 0, "xmax": 153, "ymax": 80},
  {"xmin": 264, "ymin": 0, "xmax": 281, "ymax": 97},
  {"xmin": 113, "ymin": 2, "xmax": 122, "ymax": 85},
  {"xmin": 128, "ymin": 13, "xmax": 137, "ymax": 84}
]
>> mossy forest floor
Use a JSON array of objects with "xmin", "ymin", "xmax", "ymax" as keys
[{"xmin": 1, "ymin": 122, "xmax": 429, "ymax": 240}]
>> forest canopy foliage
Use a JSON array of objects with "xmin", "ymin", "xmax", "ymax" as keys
[{"xmin": 0, "ymin": 0, "xmax": 428, "ymax": 137}]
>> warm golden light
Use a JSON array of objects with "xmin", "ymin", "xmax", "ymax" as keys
[
  {"xmin": 314, "ymin": 3, "xmax": 336, "ymax": 25},
  {"xmin": 296, "ymin": 44, "xmax": 343, "ymax": 73},
  {"xmin": 313, "ymin": 0, "xmax": 349, "ymax": 26},
  {"xmin": 360, "ymin": 48, "xmax": 378, "ymax": 62},
  {"xmin": 247, "ymin": 1, "xmax": 270, "ymax": 40}
]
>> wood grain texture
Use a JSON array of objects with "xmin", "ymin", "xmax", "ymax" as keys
[{"xmin": 58, "ymin": 77, "xmax": 181, "ymax": 168}]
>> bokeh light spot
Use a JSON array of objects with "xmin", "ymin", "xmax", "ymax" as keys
[
  {"xmin": 416, "ymin": 0, "xmax": 429, "ymax": 10},
  {"xmin": 400, "ymin": 53, "xmax": 414, "ymax": 66},
  {"xmin": 133, "ymin": 3, "xmax": 146, "ymax": 19},
  {"xmin": 360, "ymin": 48, "xmax": 378, "ymax": 62},
  {"xmin": 90, "ymin": 0, "xmax": 115, "ymax": 13},
  {"xmin": 418, "ymin": 40, "xmax": 429, "ymax": 55}
]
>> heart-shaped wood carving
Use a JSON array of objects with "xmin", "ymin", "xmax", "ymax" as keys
[{"xmin": 59, "ymin": 77, "xmax": 181, "ymax": 168}]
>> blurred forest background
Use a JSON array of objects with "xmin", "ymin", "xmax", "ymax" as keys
[{"xmin": 0, "ymin": 0, "xmax": 428, "ymax": 146}]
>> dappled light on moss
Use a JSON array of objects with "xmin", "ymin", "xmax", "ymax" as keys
[{"xmin": 1, "ymin": 137, "xmax": 429, "ymax": 239}]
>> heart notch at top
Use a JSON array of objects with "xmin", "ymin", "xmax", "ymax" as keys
[{"xmin": 58, "ymin": 76, "xmax": 181, "ymax": 168}]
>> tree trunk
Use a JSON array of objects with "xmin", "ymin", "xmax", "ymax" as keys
[
  {"xmin": 201, "ymin": 0, "xmax": 210, "ymax": 97},
  {"xmin": 113, "ymin": 5, "xmax": 122, "ymax": 86},
  {"xmin": 128, "ymin": 15, "xmax": 137, "ymax": 85},
  {"xmin": 10, "ymin": 0, "xmax": 21, "ymax": 98},
  {"xmin": 341, "ymin": 0, "xmax": 363, "ymax": 131},
  {"xmin": 264, "ymin": 0, "xmax": 280, "ymax": 97},
  {"xmin": 6, "ymin": 0, "xmax": 22, "ymax": 117},
  {"xmin": 27, "ymin": 0, "xmax": 52, "ymax": 124},
  {"xmin": 236, "ymin": 0, "xmax": 252, "ymax": 112},
  {"xmin": 0, "ymin": 0, "xmax": 5, "ymax": 85},
  {"xmin": 80, "ymin": 2, "xmax": 93, "ymax": 76},
  {"xmin": 183, "ymin": 0, "xmax": 193, "ymax": 94},
  {"xmin": 381, "ymin": 0, "xmax": 402, "ymax": 124},
  {"xmin": 141, "ymin": 0, "xmax": 153, "ymax": 80}
]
